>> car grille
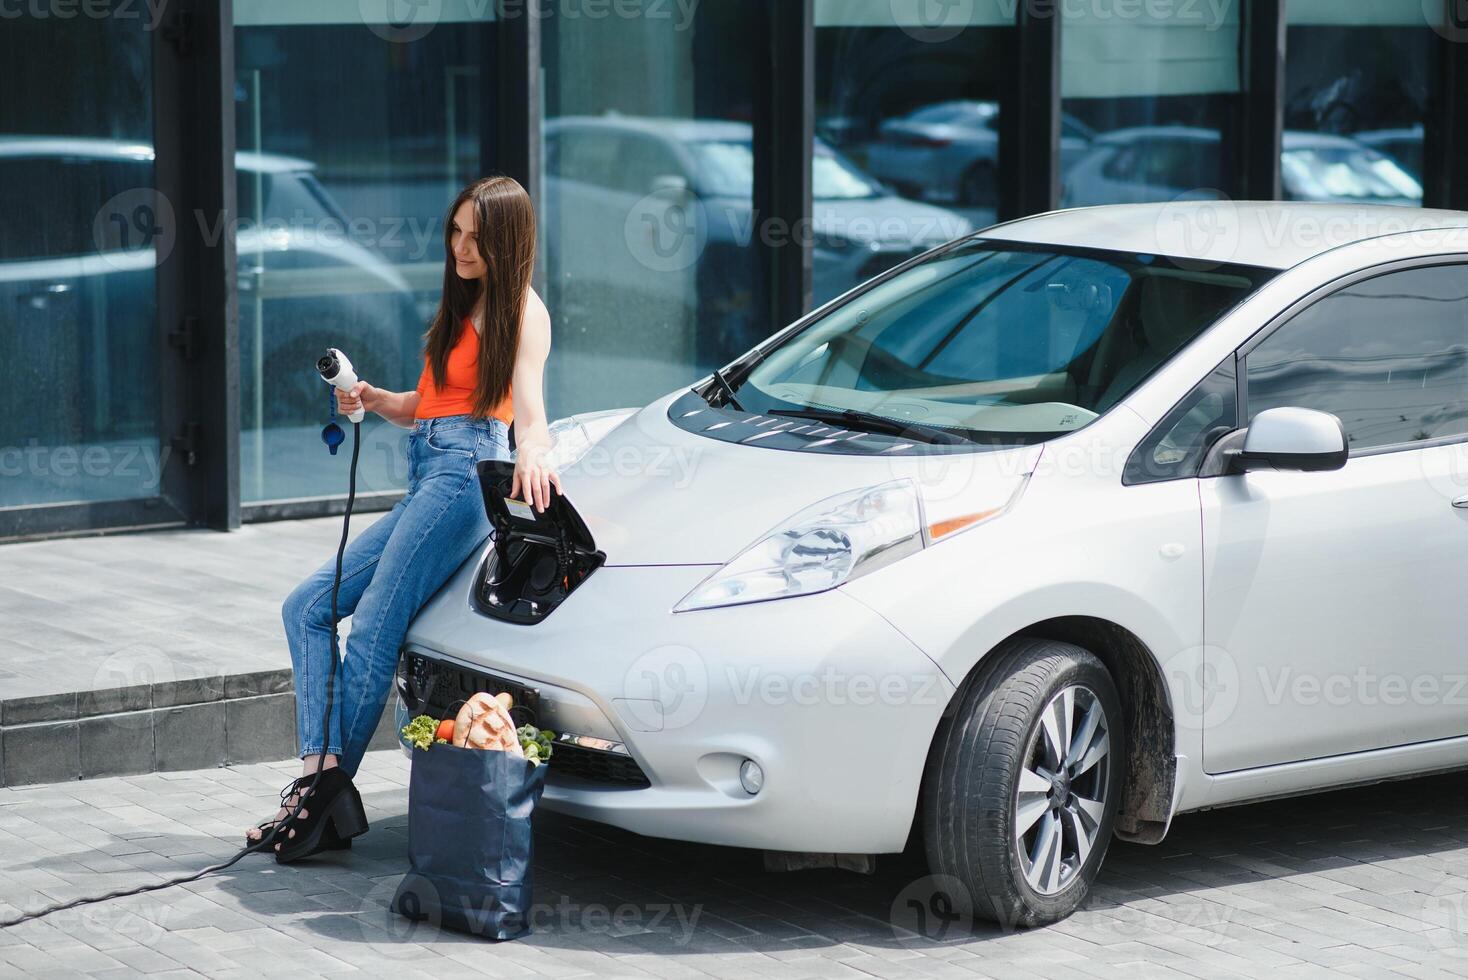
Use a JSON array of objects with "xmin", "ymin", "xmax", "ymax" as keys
[
  {"xmin": 550, "ymin": 744, "xmax": 651, "ymax": 787},
  {"xmin": 397, "ymin": 650, "xmax": 651, "ymax": 788}
]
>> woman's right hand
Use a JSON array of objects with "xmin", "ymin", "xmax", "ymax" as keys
[{"xmin": 336, "ymin": 382, "xmax": 374, "ymax": 417}]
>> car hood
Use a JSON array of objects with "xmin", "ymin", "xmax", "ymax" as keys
[{"xmin": 551, "ymin": 390, "xmax": 1041, "ymax": 567}]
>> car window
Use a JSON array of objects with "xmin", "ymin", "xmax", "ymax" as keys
[
  {"xmin": 1124, "ymin": 360, "xmax": 1237, "ymax": 484},
  {"xmin": 0, "ymin": 156, "xmax": 154, "ymax": 260},
  {"xmin": 1100, "ymin": 146, "xmax": 1135, "ymax": 182},
  {"xmin": 548, "ymin": 128, "xmax": 621, "ymax": 190},
  {"xmin": 238, "ymin": 169, "xmax": 343, "ymax": 225},
  {"xmin": 1245, "ymin": 264, "xmax": 1468, "ymax": 453},
  {"xmin": 617, "ymin": 135, "xmax": 684, "ymax": 195},
  {"xmin": 730, "ymin": 240, "xmax": 1272, "ymax": 445},
  {"xmin": 1139, "ymin": 138, "xmax": 1219, "ymax": 192}
]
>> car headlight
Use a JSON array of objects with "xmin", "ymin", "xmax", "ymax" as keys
[
  {"xmin": 543, "ymin": 408, "xmax": 637, "ymax": 470},
  {"xmin": 675, "ymin": 479, "xmax": 925, "ymax": 612}
]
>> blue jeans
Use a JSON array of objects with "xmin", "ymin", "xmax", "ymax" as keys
[{"xmin": 282, "ymin": 415, "xmax": 510, "ymax": 775}]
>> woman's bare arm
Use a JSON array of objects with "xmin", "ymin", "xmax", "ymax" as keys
[
  {"xmin": 508, "ymin": 289, "xmax": 561, "ymax": 510},
  {"xmin": 336, "ymin": 385, "xmax": 421, "ymax": 428}
]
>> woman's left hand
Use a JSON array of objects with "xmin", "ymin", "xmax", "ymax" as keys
[{"xmin": 511, "ymin": 447, "xmax": 562, "ymax": 512}]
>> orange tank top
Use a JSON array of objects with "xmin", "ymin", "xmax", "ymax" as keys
[{"xmin": 414, "ymin": 317, "xmax": 514, "ymax": 423}]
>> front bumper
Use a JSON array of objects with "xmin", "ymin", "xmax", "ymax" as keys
[{"xmin": 398, "ymin": 556, "xmax": 954, "ymax": 854}]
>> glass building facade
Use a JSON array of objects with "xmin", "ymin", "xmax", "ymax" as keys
[{"xmin": 2, "ymin": 0, "xmax": 1466, "ymax": 539}]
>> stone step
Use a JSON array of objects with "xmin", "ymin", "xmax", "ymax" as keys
[{"xmin": 0, "ymin": 668, "xmax": 398, "ymax": 786}]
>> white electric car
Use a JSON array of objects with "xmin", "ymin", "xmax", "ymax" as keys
[{"xmin": 398, "ymin": 201, "xmax": 1468, "ymax": 927}]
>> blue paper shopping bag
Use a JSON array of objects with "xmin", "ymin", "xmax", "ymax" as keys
[{"xmin": 391, "ymin": 743, "xmax": 548, "ymax": 940}]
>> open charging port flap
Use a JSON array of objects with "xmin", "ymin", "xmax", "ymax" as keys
[{"xmin": 474, "ymin": 459, "xmax": 606, "ymax": 625}]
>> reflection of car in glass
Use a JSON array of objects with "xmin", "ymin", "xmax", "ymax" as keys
[
  {"xmin": 542, "ymin": 116, "xmax": 969, "ymax": 367},
  {"xmin": 0, "ymin": 136, "xmax": 419, "ymax": 433},
  {"xmin": 1063, "ymin": 127, "xmax": 1423, "ymax": 207},
  {"xmin": 1352, "ymin": 124, "xmax": 1424, "ymax": 182},
  {"xmin": 866, "ymin": 100, "xmax": 1095, "ymax": 205},
  {"xmin": 401, "ymin": 200, "xmax": 1468, "ymax": 928}
]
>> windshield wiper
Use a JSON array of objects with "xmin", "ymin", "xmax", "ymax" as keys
[
  {"xmin": 768, "ymin": 406, "xmax": 965, "ymax": 445},
  {"xmin": 703, "ymin": 368, "xmax": 744, "ymax": 412}
]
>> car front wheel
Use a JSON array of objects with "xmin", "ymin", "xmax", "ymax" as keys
[{"xmin": 923, "ymin": 637, "xmax": 1123, "ymax": 927}]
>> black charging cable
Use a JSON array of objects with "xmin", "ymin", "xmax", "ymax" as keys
[{"xmin": 0, "ymin": 421, "xmax": 362, "ymax": 929}]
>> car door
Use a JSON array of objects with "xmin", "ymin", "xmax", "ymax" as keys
[{"xmin": 1200, "ymin": 261, "xmax": 1468, "ymax": 773}]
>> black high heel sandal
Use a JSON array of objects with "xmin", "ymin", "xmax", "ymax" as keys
[
  {"xmin": 272, "ymin": 768, "xmax": 369, "ymax": 864},
  {"xmin": 246, "ymin": 773, "xmax": 355, "ymax": 852}
]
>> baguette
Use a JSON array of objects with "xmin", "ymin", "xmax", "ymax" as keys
[{"xmin": 453, "ymin": 691, "xmax": 523, "ymax": 755}]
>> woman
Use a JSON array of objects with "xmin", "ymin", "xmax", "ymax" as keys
[{"xmin": 247, "ymin": 176, "xmax": 561, "ymax": 862}]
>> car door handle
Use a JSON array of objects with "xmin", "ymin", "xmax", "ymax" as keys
[{"xmin": 1453, "ymin": 495, "xmax": 1468, "ymax": 509}]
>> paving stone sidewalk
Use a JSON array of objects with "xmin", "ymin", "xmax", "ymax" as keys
[{"xmin": 3, "ymin": 750, "xmax": 1468, "ymax": 978}]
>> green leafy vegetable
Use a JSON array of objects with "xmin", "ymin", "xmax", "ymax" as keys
[
  {"xmin": 401, "ymin": 715, "xmax": 439, "ymax": 751},
  {"xmin": 518, "ymin": 725, "xmax": 555, "ymax": 766}
]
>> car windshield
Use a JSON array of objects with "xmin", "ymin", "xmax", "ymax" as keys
[
  {"xmin": 730, "ymin": 241, "xmax": 1275, "ymax": 446},
  {"xmin": 1282, "ymin": 146, "xmax": 1423, "ymax": 201},
  {"xmin": 690, "ymin": 140, "xmax": 883, "ymax": 200}
]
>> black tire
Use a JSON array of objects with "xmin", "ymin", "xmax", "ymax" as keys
[{"xmin": 923, "ymin": 637, "xmax": 1124, "ymax": 928}]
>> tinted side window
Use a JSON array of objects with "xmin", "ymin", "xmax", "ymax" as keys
[
  {"xmin": 549, "ymin": 129, "xmax": 620, "ymax": 189},
  {"xmin": 1245, "ymin": 265, "xmax": 1468, "ymax": 453},
  {"xmin": 1124, "ymin": 359, "xmax": 1237, "ymax": 485},
  {"xmin": 1101, "ymin": 147, "xmax": 1135, "ymax": 182},
  {"xmin": 617, "ymin": 136, "xmax": 683, "ymax": 195}
]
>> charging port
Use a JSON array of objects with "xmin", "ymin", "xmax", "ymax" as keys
[{"xmin": 473, "ymin": 460, "xmax": 605, "ymax": 625}]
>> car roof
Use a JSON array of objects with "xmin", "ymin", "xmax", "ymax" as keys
[
  {"xmin": 545, "ymin": 115, "xmax": 751, "ymax": 143},
  {"xmin": 982, "ymin": 201, "xmax": 1468, "ymax": 270},
  {"xmin": 0, "ymin": 135, "xmax": 315, "ymax": 173}
]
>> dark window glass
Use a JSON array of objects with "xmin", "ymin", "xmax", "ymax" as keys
[
  {"xmin": 550, "ymin": 128, "xmax": 623, "ymax": 189},
  {"xmin": 1124, "ymin": 360, "xmax": 1237, "ymax": 485},
  {"xmin": 813, "ymin": 6, "xmax": 1008, "ymax": 306},
  {"xmin": 542, "ymin": 2, "xmax": 761, "ymax": 412},
  {"xmin": 1060, "ymin": 4, "xmax": 1241, "ymax": 206},
  {"xmin": 0, "ymin": 17, "xmax": 163, "ymax": 509},
  {"xmin": 1246, "ymin": 266, "xmax": 1468, "ymax": 453},
  {"xmin": 1283, "ymin": 3, "xmax": 1431, "ymax": 206},
  {"xmin": 234, "ymin": 6, "xmax": 498, "ymax": 502}
]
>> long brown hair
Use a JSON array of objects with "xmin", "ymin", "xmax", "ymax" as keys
[{"xmin": 424, "ymin": 176, "xmax": 536, "ymax": 418}]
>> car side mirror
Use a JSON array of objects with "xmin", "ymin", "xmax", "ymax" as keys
[{"xmin": 1230, "ymin": 407, "xmax": 1347, "ymax": 474}]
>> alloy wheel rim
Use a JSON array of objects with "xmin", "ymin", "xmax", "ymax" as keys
[{"xmin": 1012, "ymin": 684, "xmax": 1112, "ymax": 897}]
